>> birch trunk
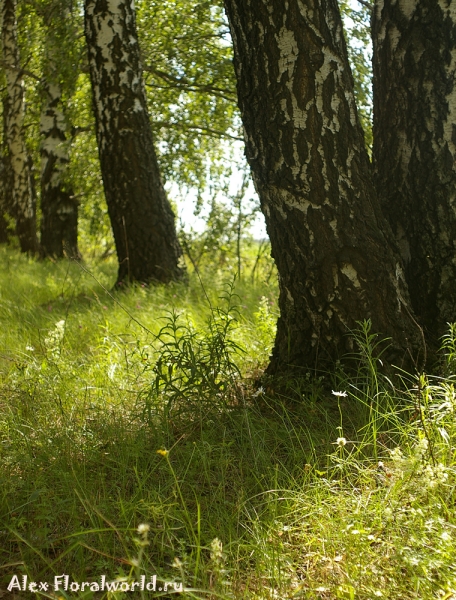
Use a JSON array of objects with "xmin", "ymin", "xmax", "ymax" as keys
[
  {"xmin": 0, "ymin": 156, "xmax": 10, "ymax": 243},
  {"xmin": 40, "ymin": 79, "xmax": 80, "ymax": 259},
  {"xmin": 84, "ymin": 0, "xmax": 185, "ymax": 284},
  {"xmin": 224, "ymin": 0, "xmax": 422, "ymax": 373},
  {"xmin": 0, "ymin": 99, "xmax": 12, "ymax": 243},
  {"xmin": 1, "ymin": 0, "xmax": 38, "ymax": 253},
  {"xmin": 373, "ymin": 0, "xmax": 456, "ymax": 343}
]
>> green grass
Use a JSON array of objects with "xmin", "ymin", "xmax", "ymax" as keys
[{"xmin": 1, "ymin": 245, "xmax": 456, "ymax": 599}]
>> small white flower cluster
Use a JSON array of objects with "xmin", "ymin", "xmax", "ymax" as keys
[
  {"xmin": 389, "ymin": 446, "xmax": 405, "ymax": 466},
  {"xmin": 389, "ymin": 439, "xmax": 428, "ymax": 472},
  {"xmin": 136, "ymin": 523, "xmax": 150, "ymax": 549},
  {"xmin": 44, "ymin": 319, "xmax": 66, "ymax": 359},
  {"xmin": 413, "ymin": 437, "xmax": 429, "ymax": 459},
  {"xmin": 388, "ymin": 438, "xmax": 450, "ymax": 491},
  {"xmin": 422, "ymin": 462, "xmax": 448, "ymax": 489},
  {"xmin": 210, "ymin": 538, "xmax": 224, "ymax": 565},
  {"xmin": 382, "ymin": 507, "xmax": 393, "ymax": 521}
]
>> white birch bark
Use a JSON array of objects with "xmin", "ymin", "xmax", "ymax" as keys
[
  {"xmin": 39, "ymin": 32, "xmax": 80, "ymax": 259},
  {"xmin": 84, "ymin": 0, "xmax": 185, "ymax": 284},
  {"xmin": 40, "ymin": 82, "xmax": 69, "ymax": 205},
  {"xmin": 1, "ymin": 0, "xmax": 38, "ymax": 252},
  {"xmin": 224, "ymin": 0, "xmax": 422, "ymax": 373}
]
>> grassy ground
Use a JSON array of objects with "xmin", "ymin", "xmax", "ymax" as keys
[{"xmin": 1, "ymin": 245, "xmax": 456, "ymax": 599}]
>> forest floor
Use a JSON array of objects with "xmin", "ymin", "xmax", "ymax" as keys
[{"xmin": 1, "ymin": 246, "xmax": 456, "ymax": 599}]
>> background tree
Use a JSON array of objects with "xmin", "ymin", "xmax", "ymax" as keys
[
  {"xmin": 0, "ymin": 0, "xmax": 242, "ymax": 268},
  {"xmin": 39, "ymin": 0, "xmax": 80, "ymax": 259},
  {"xmin": 0, "ymin": 92, "xmax": 13, "ymax": 243},
  {"xmin": 373, "ymin": 0, "xmax": 456, "ymax": 342},
  {"xmin": 84, "ymin": 0, "xmax": 186, "ymax": 284},
  {"xmin": 1, "ymin": 0, "xmax": 38, "ymax": 253},
  {"xmin": 224, "ymin": 0, "xmax": 422, "ymax": 373}
]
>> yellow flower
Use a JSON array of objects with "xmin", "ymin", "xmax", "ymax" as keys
[{"xmin": 156, "ymin": 448, "xmax": 169, "ymax": 457}]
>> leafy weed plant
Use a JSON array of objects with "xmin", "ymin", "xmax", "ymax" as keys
[{"xmin": 138, "ymin": 280, "xmax": 244, "ymax": 430}]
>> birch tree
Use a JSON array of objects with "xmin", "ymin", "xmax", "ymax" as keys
[
  {"xmin": 224, "ymin": 0, "xmax": 422, "ymax": 373},
  {"xmin": 0, "ymin": 96, "xmax": 12, "ymax": 243},
  {"xmin": 1, "ymin": 0, "xmax": 38, "ymax": 253},
  {"xmin": 373, "ymin": 0, "xmax": 456, "ymax": 342},
  {"xmin": 39, "ymin": 0, "xmax": 80, "ymax": 259},
  {"xmin": 0, "ymin": 160, "xmax": 10, "ymax": 244},
  {"xmin": 84, "ymin": 0, "xmax": 185, "ymax": 284},
  {"xmin": 40, "ymin": 80, "xmax": 79, "ymax": 259}
]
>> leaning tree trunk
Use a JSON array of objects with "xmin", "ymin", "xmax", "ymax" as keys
[
  {"xmin": 224, "ymin": 0, "xmax": 422, "ymax": 373},
  {"xmin": 40, "ymin": 79, "xmax": 80, "ymax": 259},
  {"xmin": 373, "ymin": 0, "xmax": 456, "ymax": 343},
  {"xmin": 1, "ymin": 0, "xmax": 38, "ymax": 253},
  {"xmin": 84, "ymin": 0, "xmax": 185, "ymax": 285}
]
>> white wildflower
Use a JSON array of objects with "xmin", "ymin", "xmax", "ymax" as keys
[
  {"xmin": 252, "ymin": 386, "xmax": 265, "ymax": 398},
  {"xmin": 137, "ymin": 523, "xmax": 150, "ymax": 534},
  {"xmin": 441, "ymin": 531, "xmax": 452, "ymax": 543}
]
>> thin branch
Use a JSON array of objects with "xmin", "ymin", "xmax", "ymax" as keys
[
  {"xmin": 145, "ymin": 81, "xmax": 234, "ymax": 102},
  {"xmin": 143, "ymin": 65, "xmax": 236, "ymax": 101},
  {"xmin": 153, "ymin": 120, "xmax": 243, "ymax": 142},
  {"xmin": 355, "ymin": 0, "xmax": 373, "ymax": 10},
  {"xmin": 70, "ymin": 125, "xmax": 92, "ymax": 138},
  {"xmin": 0, "ymin": 59, "xmax": 41, "ymax": 82}
]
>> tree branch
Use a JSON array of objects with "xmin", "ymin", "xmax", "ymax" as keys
[
  {"xmin": 143, "ymin": 66, "xmax": 236, "ymax": 101},
  {"xmin": 153, "ymin": 120, "xmax": 243, "ymax": 142},
  {"xmin": 355, "ymin": 0, "xmax": 373, "ymax": 10},
  {"xmin": 70, "ymin": 125, "xmax": 92, "ymax": 138},
  {"xmin": 0, "ymin": 59, "xmax": 41, "ymax": 82}
]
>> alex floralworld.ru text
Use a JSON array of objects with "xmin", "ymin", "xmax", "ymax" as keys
[{"xmin": 7, "ymin": 574, "xmax": 183, "ymax": 593}]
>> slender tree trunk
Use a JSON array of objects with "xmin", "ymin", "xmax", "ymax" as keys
[
  {"xmin": 40, "ymin": 79, "xmax": 80, "ymax": 259},
  {"xmin": 224, "ymin": 0, "xmax": 422, "ymax": 373},
  {"xmin": 373, "ymin": 0, "xmax": 456, "ymax": 343},
  {"xmin": 84, "ymin": 0, "xmax": 185, "ymax": 285},
  {"xmin": 0, "ymin": 99, "xmax": 13, "ymax": 243},
  {"xmin": 0, "ymin": 156, "xmax": 10, "ymax": 243},
  {"xmin": 1, "ymin": 0, "xmax": 38, "ymax": 253}
]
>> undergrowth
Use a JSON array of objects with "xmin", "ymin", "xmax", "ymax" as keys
[{"xmin": 1, "ymin": 246, "xmax": 456, "ymax": 599}]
